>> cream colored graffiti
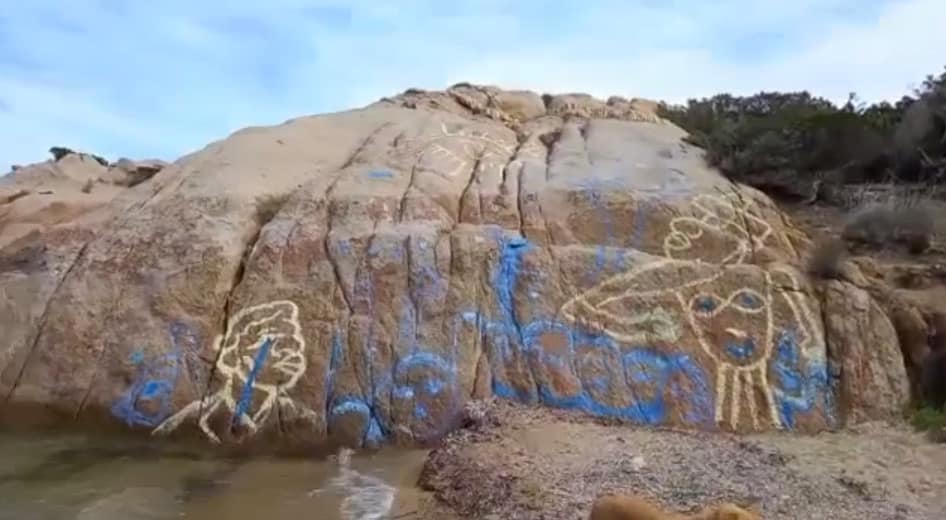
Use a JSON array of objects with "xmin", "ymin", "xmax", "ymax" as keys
[
  {"xmin": 561, "ymin": 259, "xmax": 722, "ymax": 345},
  {"xmin": 678, "ymin": 272, "xmax": 774, "ymax": 430},
  {"xmin": 152, "ymin": 300, "xmax": 318, "ymax": 443},
  {"xmin": 563, "ymin": 299, "xmax": 682, "ymax": 344},
  {"xmin": 765, "ymin": 265, "xmax": 826, "ymax": 418},
  {"xmin": 405, "ymin": 122, "xmax": 516, "ymax": 180},
  {"xmin": 663, "ymin": 192, "xmax": 778, "ymax": 264},
  {"xmin": 561, "ymin": 191, "xmax": 824, "ymax": 430}
]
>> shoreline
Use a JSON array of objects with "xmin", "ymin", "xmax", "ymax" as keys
[{"xmin": 411, "ymin": 400, "xmax": 946, "ymax": 519}]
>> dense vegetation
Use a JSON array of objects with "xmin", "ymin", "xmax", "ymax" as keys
[{"xmin": 658, "ymin": 66, "xmax": 946, "ymax": 197}]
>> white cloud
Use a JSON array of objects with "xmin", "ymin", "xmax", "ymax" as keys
[
  {"xmin": 0, "ymin": 0, "xmax": 943, "ymax": 171},
  {"xmin": 450, "ymin": 0, "xmax": 946, "ymax": 104}
]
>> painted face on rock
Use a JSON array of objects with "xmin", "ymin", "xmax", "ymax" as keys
[{"xmin": 687, "ymin": 287, "xmax": 770, "ymax": 368}]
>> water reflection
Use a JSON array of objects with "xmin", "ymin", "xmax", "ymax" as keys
[{"xmin": 0, "ymin": 431, "xmax": 427, "ymax": 520}]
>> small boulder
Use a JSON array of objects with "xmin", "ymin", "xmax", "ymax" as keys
[
  {"xmin": 822, "ymin": 281, "xmax": 911, "ymax": 425},
  {"xmin": 110, "ymin": 158, "xmax": 168, "ymax": 187}
]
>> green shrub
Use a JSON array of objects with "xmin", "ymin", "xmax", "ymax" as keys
[
  {"xmin": 909, "ymin": 405, "xmax": 946, "ymax": 433},
  {"xmin": 657, "ymin": 66, "xmax": 946, "ymax": 191}
]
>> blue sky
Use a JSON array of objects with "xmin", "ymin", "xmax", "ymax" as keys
[{"xmin": 1, "ymin": 0, "xmax": 944, "ymax": 170}]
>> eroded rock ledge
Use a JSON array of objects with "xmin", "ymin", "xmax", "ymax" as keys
[{"xmin": 0, "ymin": 84, "xmax": 910, "ymax": 449}]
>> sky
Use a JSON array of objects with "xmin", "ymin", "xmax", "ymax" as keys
[{"xmin": 1, "ymin": 0, "xmax": 945, "ymax": 170}]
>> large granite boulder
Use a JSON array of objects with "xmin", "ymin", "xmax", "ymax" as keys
[{"xmin": 0, "ymin": 84, "xmax": 909, "ymax": 448}]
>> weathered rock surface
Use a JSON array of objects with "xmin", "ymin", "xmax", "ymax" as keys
[
  {"xmin": 821, "ymin": 282, "xmax": 910, "ymax": 424},
  {"xmin": 0, "ymin": 84, "xmax": 911, "ymax": 448}
]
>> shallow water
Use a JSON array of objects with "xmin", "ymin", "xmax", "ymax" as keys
[{"xmin": 0, "ymin": 431, "xmax": 428, "ymax": 520}]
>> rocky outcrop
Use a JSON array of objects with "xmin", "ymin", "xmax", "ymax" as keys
[
  {"xmin": 0, "ymin": 84, "xmax": 914, "ymax": 449},
  {"xmin": 841, "ymin": 257, "xmax": 946, "ymax": 408},
  {"xmin": 820, "ymin": 282, "xmax": 910, "ymax": 424},
  {"xmin": 0, "ymin": 149, "xmax": 169, "ymax": 250}
]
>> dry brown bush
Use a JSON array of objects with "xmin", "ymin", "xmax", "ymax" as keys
[
  {"xmin": 841, "ymin": 196, "xmax": 936, "ymax": 254},
  {"xmin": 806, "ymin": 238, "xmax": 848, "ymax": 279}
]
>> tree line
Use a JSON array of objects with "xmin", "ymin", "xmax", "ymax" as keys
[{"xmin": 658, "ymin": 66, "xmax": 946, "ymax": 197}]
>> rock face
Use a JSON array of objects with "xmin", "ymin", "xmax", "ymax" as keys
[
  {"xmin": 0, "ymin": 84, "xmax": 908, "ymax": 448},
  {"xmin": 821, "ymin": 282, "xmax": 910, "ymax": 424}
]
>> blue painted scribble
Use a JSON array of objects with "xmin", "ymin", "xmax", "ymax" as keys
[
  {"xmin": 325, "ymin": 331, "xmax": 344, "ymax": 404},
  {"xmin": 572, "ymin": 172, "xmax": 695, "ymax": 282},
  {"xmin": 387, "ymin": 350, "xmax": 461, "ymax": 439},
  {"xmin": 336, "ymin": 238, "xmax": 353, "ymax": 258},
  {"xmin": 366, "ymin": 170, "xmax": 394, "ymax": 179},
  {"xmin": 326, "ymin": 232, "xmax": 472, "ymax": 447},
  {"xmin": 487, "ymin": 233, "xmax": 537, "ymax": 402},
  {"xmin": 481, "ymin": 232, "xmax": 714, "ymax": 426},
  {"xmin": 231, "ymin": 337, "xmax": 274, "ymax": 427},
  {"xmin": 112, "ymin": 322, "xmax": 203, "ymax": 428},
  {"xmin": 329, "ymin": 395, "xmax": 386, "ymax": 446},
  {"xmin": 579, "ymin": 179, "xmax": 632, "ymax": 282},
  {"xmin": 771, "ymin": 329, "xmax": 836, "ymax": 428},
  {"xmin": 515, "ymin": 318, "xmax": 714, "ymax": 426},
  {"xmin": 725, "ymin": 339, "xmax": 757, "ymax": 361},
  {"xmin": 323, "ymin": 223, "xmax": 833, "ymax": 446},
  {"xmin": 694, "ymin": 296, "xmax": 718, "ymax": 313},
  {"xmin": 129, "ymin": 350, "xmax": 145, "ymax": 365},
  {"xmin": 738, "ymin": 292, "xmax": 762, "ymax": 309},
  {"xmin": 328, "ymin": 242, "xmax": 419, "ymax": 446}
]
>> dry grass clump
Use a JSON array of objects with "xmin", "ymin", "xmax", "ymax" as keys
[
  {"xmin": 806, "ymin": 238, "xmax": 848, "ymax": 279},
  {"xmin": 841, "ymin": 200, "xmax": 935, "ymax": 254}
]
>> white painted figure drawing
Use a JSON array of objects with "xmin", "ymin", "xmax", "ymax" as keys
[
  {"xmin": 152, "ymin": 300, "xmax": 318, "ymax": 443},
  {"xmin": 561, "ymin": 193, "xmax": 826, "ymax": 430}
]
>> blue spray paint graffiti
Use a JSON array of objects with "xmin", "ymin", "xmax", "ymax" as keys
[
  {"xmin": 325, "ymin": 331, "xmax": 344, "ymax": 410},
  {"xmin": 480, "ymin": 231, "xmax": 714, "ymax": 426},
  {"xmin": 128, "ymin": 350, "xmax": 145, "ymax": 365},
  {"xmin": 326, "ymin": 235, "xmax": 464, "ymax": 446},
  {"xmin": 111, "ymin": 322, "xmax": 203, "ymax": 428},
  {"xmin": 487, "ymin": 233, "xmax": 537, "ymax": 402},
  {"xmin": 516, "ymin": 318, "xmax": 714, "ymax": 425},
  {"xmin": 322, "ymin": 225, "xmax": 833, "ymax": 445},
  {"xmin": 576, "ymin": 171, "xmax": 696, "ymax": 282},
  {"xmin": 366, "ymin": 170, "xmax": 395, "ymax": 179},
  {"xmin": 329, "ymin": 231, "xmax": 714, "ymax": 434},
  {"xmin": 771, "ymin": 329, "xmax": 837, "ymax": 428},
  {"xmin": 725, "ymin": 339, "xmax": 758, "ymax": 362},
  {"xmin": 327, "ymin": 331, "xmax": 464, "ymax": 445},
  {"xmin": 576, "ymin": 178, "xmax": 630, "ymax": 283},
  {"xmin": 326, "ymin": 251, "xmax": 387, "ymax": 446},
  {"xmin": 231, "ymin": 337, "xmax": 274, "ymax": 427},
  {"xmin": 631, "ymin": 169, "xmax": 695, "ymax": 251}
]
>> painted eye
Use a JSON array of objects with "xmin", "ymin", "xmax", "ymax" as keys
[
  {"xmin": 692, "ymin": 295, "xmax": 719, "ymax": 314},
  {"xmin": 734, "ymin": 290, "xmax": 763, "ymax": 310}
]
